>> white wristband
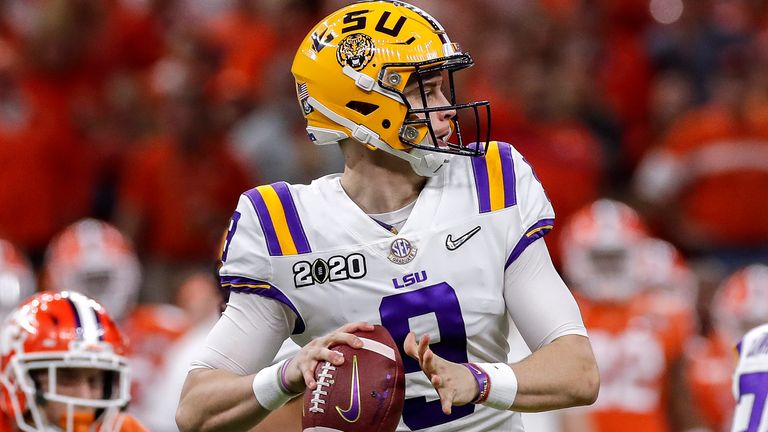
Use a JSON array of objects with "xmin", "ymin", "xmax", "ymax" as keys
[
  {"xmin": 475, "ymin": 362, "xmax": 518, "ymax": 410},
  {"xmin": 252, "ymin": 359, "xmax": 298, "ymax": 411}
]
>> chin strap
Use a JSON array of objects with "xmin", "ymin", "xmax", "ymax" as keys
[{"xmin": 306, "ymin": 96, "xmax": 448, "ymax": 177}]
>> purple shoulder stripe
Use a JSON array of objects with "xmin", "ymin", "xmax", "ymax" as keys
[
  {"xmin": 243, "ymin": 188, "xmax": 282, "ymax": 256},
  {"xmin": 471, "ymin": 150, "xmax": 491, "ymax": 213},
  {"xmin": 504, "ymin": 218, "xmax": 555, "ymax": 269},
  {"xmin": 221, "ymin": 275, "xmax": 306, "ymax": 334},
  {"xmin": 498, "ymin": 142, "xmax": 517, "ymax": 208},
  {"xmin": 271, "ymin": 182, "xmax": 311, "ymax": 254}
]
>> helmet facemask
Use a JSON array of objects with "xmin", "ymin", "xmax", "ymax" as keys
[
  {"xmin": 382, "ymin": 51, "xmax": 491, "ymax": 157},
  {"xmin": 3, "ymin": 348, "xmax": 131, "ymax": 432}
]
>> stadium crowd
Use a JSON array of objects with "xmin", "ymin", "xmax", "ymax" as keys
[{"xmin": 0, "ymin": 0, "xmax": 767, "ymax": 431}]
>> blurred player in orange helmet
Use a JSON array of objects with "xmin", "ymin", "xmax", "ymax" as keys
[
  {"xmin": 559, "ymin": 199, "xmax": 702, "ymax": 432},
  {"xmin": 0, "ymin": 291, "xmax": 146, "ymax": 432},
  {"xmin": 686, "ymin": 264, "xmax": 768, "ymax": 431},
  {"xmin": 0, "ymin": 240, "xmax": 36, "ymax": 324},
  {"xmin": 43, "ymin": 219, "xmax": 140, "ymax": 322}
]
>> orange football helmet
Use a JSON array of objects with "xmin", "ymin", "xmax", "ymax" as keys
[
  {"xmin": 0, "ymin": 239, "xmax": 36, "ymax": 324},
  {"xmin": 0, "ymin": 291, "xmax": 131, "ymax": 432},
  {"xmin": 560, "ymin": 199, "xmax": 650, "ymax": 302},
  {"xmin": 44, "ymin": 219, "xmax": 140, "ymax": 321},
  {"xmin": 711, "ymin": 264, "xmax": 768, "ymax": 345}
]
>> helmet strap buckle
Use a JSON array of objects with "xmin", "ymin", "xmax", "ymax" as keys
[{"xmin": 343, "ymin": 66, "xmax": 376, "ymax": 92}]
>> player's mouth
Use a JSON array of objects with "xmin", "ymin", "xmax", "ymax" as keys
[{"xmin": 435, "ymin": 130, "xmax": 452, "ymax": 148}]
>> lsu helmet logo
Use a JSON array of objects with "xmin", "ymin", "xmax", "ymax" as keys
[{"xmin": 336, "ymin": 33, "xmax": 375, "ymax": 71}]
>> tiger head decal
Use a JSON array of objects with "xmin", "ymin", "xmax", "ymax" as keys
[{"xmin": 336, "ymin": 33, "xmax": 376, "ymax": 71}]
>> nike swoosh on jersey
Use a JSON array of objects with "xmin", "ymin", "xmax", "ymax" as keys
[
  {"xmin": 336, "ymin": 355, "xmax": 361, "ymax": 423},
  {"xmin": 446, "ymin": 226, "xmax": 482, "ymax": 251}
]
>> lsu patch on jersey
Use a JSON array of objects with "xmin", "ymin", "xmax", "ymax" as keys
[
  {"xmin": 219, "ymin": 142, "xmax": 554, "ymax": 432},
  {"xmin": 732, "ymin": 323, "xmax": 768, "ymax": 432}
]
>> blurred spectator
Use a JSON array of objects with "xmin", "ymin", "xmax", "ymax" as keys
[
  {"xmin": 466, "ymin": 17, "xmax": 606, "ymax": 264},
  {"xmin": 204, "ymin": 0, "xmax": 279, "ymax": 105},
  {"xmin": 228, "ymin": 52, "xmax": 345, "ymax": 185},
  {"xmin": 0, "ymin": 239, "xmax": 36, "ymax": 323},
  {"xmin": 117, "ymin": 36, "xmax": 251, "ymax": 303},
  {"xmin": 0, "ymin": 36, "xmax": 85, "ymax": 258},
  {"xmin": 558, "ymin": 200, "xmax": 702, "ymax": 432},
  {"xmin": 633, "ymin": 64, "xmax": 768, "ymax": 266}
]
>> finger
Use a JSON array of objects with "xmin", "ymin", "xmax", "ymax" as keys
[
  {"xmin": 404, "ymin": 332, "xmax": 419, "ymax": 360},
  {"xmin": 417, "ymin": 334, "xmax": 431, "ymax": 363},
  {"xmin": 338, "ymin": 321, "xmax": 375, "ymax": 334},
  {"xmin": 441, "ymin": 390, "xmax": 454, "ymax": 415},
  {"xmin": 301, "ymin": 347, "xmax": 345, "ymax": 389},
  {"xmin": 303, "ymin": 364, "xmax": 317, "ymax": 390},
  {"xmin": 419, "ymin": 335, "xmax": 431, "ymax": 370},
  {"xmin": 322, "ymin": 332, "xmax": 364, "ymax": 350},
  {"xmin": 315, "ymin": 348, "xmax": 345, "ymax": 366}
]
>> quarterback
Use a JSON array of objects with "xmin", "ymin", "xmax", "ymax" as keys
[{"xmin": 176, "ymin": 1, "xmax": 599, "ymax": 431}]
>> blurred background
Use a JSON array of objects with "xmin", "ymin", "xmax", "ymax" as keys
[{"xmin": 0, "ymin": 0, "xmax": 767, "ymax": 431}]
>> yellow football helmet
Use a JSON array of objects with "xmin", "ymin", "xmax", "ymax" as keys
[{"xmin": 291, "ymin": 0, "xmax": 491, "ymax": 176}]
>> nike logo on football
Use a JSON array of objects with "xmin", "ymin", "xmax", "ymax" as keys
[
  {"xmin": 446, "ymin": 226, "xmax": 481, "ymax": 251},
  {"xmin": 336, "ymin": 355, "xmax": 361, "ymax": 423}
]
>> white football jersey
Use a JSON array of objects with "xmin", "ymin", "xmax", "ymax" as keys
[
  {"xmin": 219, "ymin": 141, "xmax": 555, "ymax": 432},
  {"xmin": 732, "ymin": 323, "xmax": 768, "ymax": 432}
]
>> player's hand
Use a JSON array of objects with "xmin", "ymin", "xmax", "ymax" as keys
[
  {"xmin": 283, "ymin": 322, "xmax": 375, "ymax": 393},
  {"xmin": 404, "ymin": 332, "xmax": 477, "ymax": 414}
]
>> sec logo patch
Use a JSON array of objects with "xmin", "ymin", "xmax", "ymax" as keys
[{"xmin": 388, "ymin": 238, "xmax": 417, "ymax": 265}]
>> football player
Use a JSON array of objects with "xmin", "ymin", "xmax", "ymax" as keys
[
  {"xmin": 731, "ymin": 323, "xmax": 768, "ymax": 432},
  {"xmin": 0, "ymin": 239, "xmax": 36, "ymax": 325},
  {"xmin": 0, "ymin": 291, "xmax": 146, "ymax": 432},
  {"xmin": 558, "ymin": 200, "xmax": 702, "ymax": 432},
  {"xmin": 43, "ymin": 219, "xmax": 141, "ymax": 322},
  {"xmin": 690, "ymin": 264, "xmax": 768, "ymax": 431},
  {"xmin": 177, "ymin": 2, "xmax": 599, "ymax": 431}
]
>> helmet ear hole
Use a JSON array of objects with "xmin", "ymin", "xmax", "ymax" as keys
[
  {"xmin": 346, "ymin": 101, "xmax": 379, "ymax": 115},
  {"xmin": 382, "ymin": 119, "xmax": 391, "ymax": 129}
]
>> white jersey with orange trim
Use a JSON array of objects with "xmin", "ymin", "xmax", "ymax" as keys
[
  {"xmin": 731, "ymin": 323, "xmax": 768, "ymax": 432},
  {"xmin": 204, "ymin": 141, "xmax": 587, "ymax": 432}
]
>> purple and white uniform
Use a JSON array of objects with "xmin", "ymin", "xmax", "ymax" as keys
[
  {"xmin": 193, "ymin": 141, "xmax": 587, "ymax": 431},
  {"xmin": 732, "ymin": 323, "xmax": 768, "ymax": 432}
]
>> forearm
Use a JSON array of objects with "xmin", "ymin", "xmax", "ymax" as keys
[
  {"xmin": 509, "ymin": 335, "xmax": 599, "ymax": 412},
  {"xmin": 176, "ymin": 368, "xmax": 270, "ymax": 432}
]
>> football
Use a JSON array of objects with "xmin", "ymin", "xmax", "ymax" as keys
[{"xmin": 302, "ymin": 325, "xmax": 405, "ymax": 432}]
